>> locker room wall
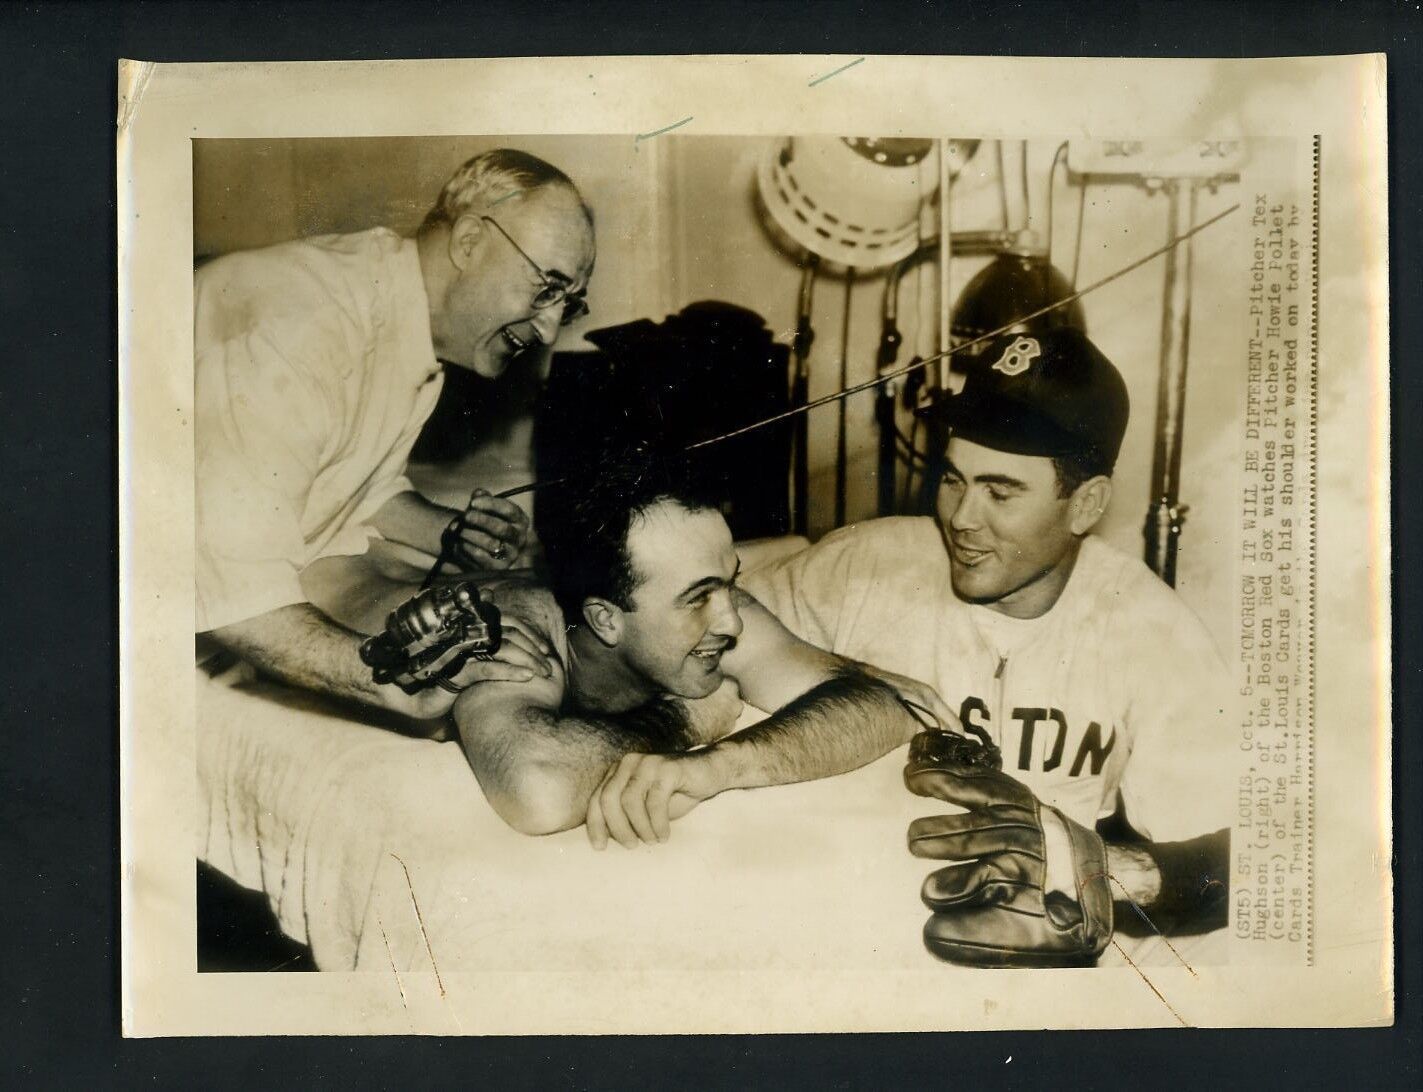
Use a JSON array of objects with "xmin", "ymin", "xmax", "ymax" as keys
[{"xmin": 193, "ymin": 136, "xmax": 1241, "ymax": 651}]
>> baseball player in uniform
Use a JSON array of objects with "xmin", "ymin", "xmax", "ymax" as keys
[{"xmin": 745, "ymin": 328, "xmax": 1233, "ymax": 966}]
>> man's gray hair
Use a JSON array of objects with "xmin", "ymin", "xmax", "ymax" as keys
[{"xmin": 420, "ymin": 148, "xmax": 593, "ymax": 233}]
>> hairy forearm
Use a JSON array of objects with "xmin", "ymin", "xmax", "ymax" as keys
[
  {"xmin": 208, "ymin": 603, "xmax": 416, "ymax": 717},
  {"xmin": 705, "ymin": 668, "xmax": 919, "ymax": 792}
]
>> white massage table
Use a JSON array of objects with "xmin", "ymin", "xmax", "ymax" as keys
[
  {"xmin": 198, "ymin": 519, "xmax": 1223, "ymax": 1038},
  {"xmin": 197, "ymin": 664, "xmax": 1223, "ymax": 984}
]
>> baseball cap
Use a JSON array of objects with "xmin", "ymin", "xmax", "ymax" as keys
[{"xmin": 920, "ymin": 328, "xmax": 1130, "ymax": 473}]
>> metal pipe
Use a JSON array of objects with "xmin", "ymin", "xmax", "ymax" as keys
[
  {"xmin": 938, "ymin": 139, "xmax": 954, "ymax": 388},
  {"xmin": 1143, "ymin": 180, "xmax": 1198, "ymax": 586},
  {"xmin": 835, "ymin": 269, "xmax": 854, "ymax": 527},
  {"xmin": 1000, "ymin": 140, "xmax": 1031, "ymax": 238},
  {"xmin": 875, "ymin": 306, "xmax": 902, "ymax": 517},
  {"xmin": 790, "ymin": 256, "xmax": 818, "ymax": 535}
]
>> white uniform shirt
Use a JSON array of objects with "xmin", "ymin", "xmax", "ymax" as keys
[
  {"xmin": 195, "ymin": 228, "xmax": 445, "ymax": 633},
  {"xmin": 744, "ymin": 517, "xmax": 1234, "ymax": 842}
]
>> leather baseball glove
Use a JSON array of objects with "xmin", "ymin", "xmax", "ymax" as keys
[{"xmin": 903, "ymin": 730, "xmax": 1113, "ymax": 968}]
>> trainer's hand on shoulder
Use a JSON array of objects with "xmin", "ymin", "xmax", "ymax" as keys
[
  {"xmin": 479, "ymin": 612, "xmax": 556, "ymax": 680},
  {"xmin": 585, "ymin": 750, "xmax": 730, "ymax": 850},
  {"xmin": 384, "ymin": 612, "xmax": 557, "ymax": 720}
]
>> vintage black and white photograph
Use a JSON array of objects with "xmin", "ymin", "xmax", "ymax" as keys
[{"xmin": 118, "ymin": 55, "xmax": 1390, "ymax": 1034}]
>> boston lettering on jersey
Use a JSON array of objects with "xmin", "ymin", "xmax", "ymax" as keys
[{"xmin": 958, "ymin": 696, "xmax": 1117, "ymax": 777}]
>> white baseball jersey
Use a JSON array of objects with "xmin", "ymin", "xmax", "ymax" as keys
[{"xmin": 744, "ymin": 517, "xmax": 1234, "ymax": 842}]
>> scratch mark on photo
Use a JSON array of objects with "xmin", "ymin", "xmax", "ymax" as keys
[
  {"xmin": 375, "ymin": 909, "xmax": 409, "ymax": 1013},
  {"xmin": 635, "ymin": 116, "xmax": 694, "ymax": 148},
  {"xmin": 391, "ymin": 852, "xmax": 446, "ymax": 997},
  {"xmin": 809, "ymin": 57, "xmax": 865, "ymax": 87},
  {"xmin": 1109, "ymin": 873, "xmax": 1198, "ymax": 977},
  {"xmin": 1111, "ymin": 938, "xmax": 1188, "ymax": 1027}
]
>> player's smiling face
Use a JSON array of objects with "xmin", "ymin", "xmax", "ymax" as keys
[
  {"xmin": 617, "ymin": 501, "xmax": 744, "ymax": 699},
  {"xmin": 934, "ymin": 438, "xmax": 1084, "ymax": 619},
  {"xmin": 435, "ymin": 187, "xmax": 594, "ymax": 379}
]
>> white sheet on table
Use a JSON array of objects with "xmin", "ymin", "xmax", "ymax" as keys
[{"xmin": 197, "ymin": 669, "xmax": 1224, "ymax": 976}]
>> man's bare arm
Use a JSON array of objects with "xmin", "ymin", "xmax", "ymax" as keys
[
  {"xmin": 370, "ymin": 488, "xmax": 529, "ymax": 570},
  {"xmin": 704, "ymin": 665, "xmax": 917, "ymax": 790},
  {"xmin": 693, "ymin": 592, "xmax": 924, "ymax": 784},
  {"xmin": 208, "ymin": 597, "xmax": 552, "ymax": 722},
  {"xmin": 452, "ymin": 669, "xmax": 697, "ymax": 835},
  {"xmin": 585, "ymin": 594, "xmax": 927, "ymax": 848},
  {"xmin": 208, "ymin": 604, "xmax": 458, "ymax": 720}
]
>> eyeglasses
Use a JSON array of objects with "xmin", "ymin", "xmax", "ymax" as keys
[{"xmin": 480, "ymin": 215, "xmax": 590, "ymax": 325}]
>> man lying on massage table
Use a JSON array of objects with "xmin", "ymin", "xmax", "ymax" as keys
[{"xmin": 307, "ymin": 446, "xmax": 955, "ymax": 848}]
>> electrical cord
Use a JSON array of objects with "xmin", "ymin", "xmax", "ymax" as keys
[{"xmin": 422, "ymin": 201, "xmax": 1241, "ymax": 585}]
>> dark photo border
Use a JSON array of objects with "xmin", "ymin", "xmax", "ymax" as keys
[{"xmin": 1, "ymin": 0, "xmax": 1416, "ymax": 1085}]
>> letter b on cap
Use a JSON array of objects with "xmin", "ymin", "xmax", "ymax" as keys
[{"xmin": 991, "ymin": 336, "xmax": 1041, "ymax": 377}]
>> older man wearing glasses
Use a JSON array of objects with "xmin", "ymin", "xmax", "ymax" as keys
[{"xmin": 195, "ymin": 149, "xmax": 595, "ymax": 720}]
